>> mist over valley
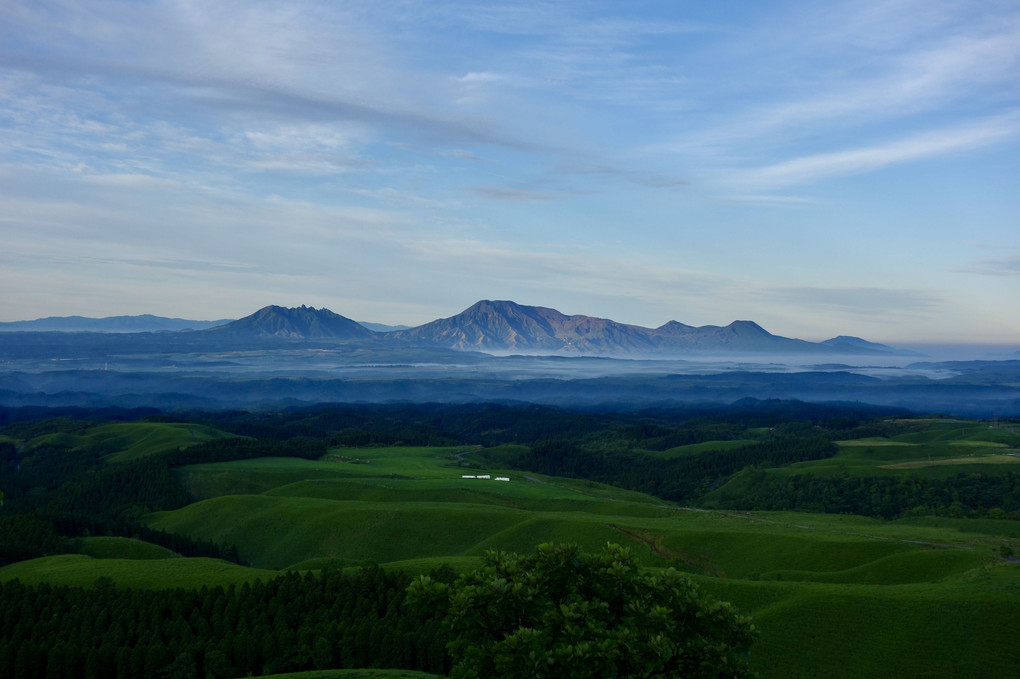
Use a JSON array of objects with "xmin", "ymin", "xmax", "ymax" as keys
[{"xmin": 2, "ymin": 303, "xmax": 1017, "ymax": 416}]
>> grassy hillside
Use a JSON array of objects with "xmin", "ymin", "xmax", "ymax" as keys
[
  {"xmin": 0, "ymin": 554, "xmax": 277, "ymax": 588},
  {"xmin": 698, "ymin": 568, "xmax": 1020, "ymax": 678},
  {"xmin": 75, "ymin": 536, "xmax": 180, "ymax": 560},
  {"xmin": 158, "ymin": 442, "xmax": 1020, "ymax": 678},
  {"xmin": 259, "ymin": 668, "xmax": 438, "ymax": 672},
  {"xmin": 697, "ymin": 420, "xmax": 1020, "ymax": 519},
  {"xmin": 6, "ymin": 413, "xmax": 1020, "ymax": 679},
  {"xmin": 788, "ymin": 421, "xmax": 1020, "ymax": 479},
  {"xmin": 19, "ymin": 421, "xmax": 238, "ymax": 463},
  {"xmin": 647, "ymin": 438, "xmax": 758, "ymax": 458}
]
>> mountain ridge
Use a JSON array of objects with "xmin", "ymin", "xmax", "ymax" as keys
[
  {"xmin": 0, "ymin": 301, "xmax": 915, "ymax": 357},
  {"xmin": 0, "ymin": 314, "xmax": 233, "ymax": 333},
  {"xmin": 390, "ymin": 300, "xmax": 911, "ymax": 356}
]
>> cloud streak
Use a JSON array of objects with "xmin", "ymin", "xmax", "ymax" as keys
[
  {"xmin": 730, "ymin": 114, "xmax": 1020, "ymax": 189},
  {"xmin": 960, "ymin": 254, "xmax": 1020, "ymax": 277},
  {"xmin": 767, "ymin": 286, "xmax": 943, "ymax": 319}
]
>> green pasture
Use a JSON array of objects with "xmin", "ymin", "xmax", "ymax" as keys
[
  {"xmin": 759, "ymin": 428, "xmax": 1020, "ymax": 479},
  {"xmin": 75, "ymin": 536, "xmax": 180, "ymax": 560},
  {"xmin": 757, "ymin": 548, "xmax": 991, "ymax": 584},
  {"xmin": 894, "ymin": 514, "xmax": 1020, "ymax": 538},
  {"xmin": 98, "ymin": 422, "xmax": 238, "ymax": 462},
  {"xmin": 10, "ymin": 433, "xmax": 1020, "ymax": 679},
  {"xmin": 181, "ymin": 450, "xmax": 666, "ymax": 505},
  {"xmin": 181, "ymin": 446, "xmax": 509, "ymax": 497},
  {"xmin": 264, "ymin": 478, "xmax": 672, "ymax": 516},
  {"xmin": 259, "ymin": 671, "xmax": 440, "ymax": 679},
  {"xmin": 697, "ymin": 567, "xmax": 1020, "ymax": 678},
  {"xmin": 140, "ymin": 467, "xmax": 1020, "ymax": 679},
  {"xmin": 16, "ymin": 421, "xmax": 237, "ymax": 462},
  {"xmin": 0, "ymin": 554, "xmax": 277, "ymax": 588},
  {"xmin": 645, "ymin": 439, "xmax": 757, "ymax": 458},
  {"xmin": 160, "ymin": 448, "xmax": 1017, "ymax": 577},
  {"xmin": 151, "ymin": 469, "xmax": 1010, "ymax": 578},
  {"xmin": 149, "ymin": 495, "xmax": 533, "ymax": 569},
  {"xmin": 889, "ymin": 420, "xmax": 1020, "ymax": 446}
]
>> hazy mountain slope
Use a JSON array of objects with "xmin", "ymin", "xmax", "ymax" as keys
[
  {"xmin": 821, "ymin": 335, "xmax": 922, "ymax": 356},
  {"xmin": 391, "ymin": 300, "xmax": 662, "ymax": 353},
  {"xmin": 210, "ymin": 305, "xmax": 377, "ymax": 340},
  {"xmin": 391, "ymin": 300, "xmax": 898, "ymax": 356},
  {"xmin": 0, "ymin": 314, "xmax": 232, "ymax": 333},
  {"xmin": 0, "ymin": 301, "xmax": 917, "ymax": 357}
]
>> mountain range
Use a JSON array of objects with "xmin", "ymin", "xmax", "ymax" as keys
[
  {"xmin": 0, "ymin": 300, "xmax": 917, "ymax": 357},
  {"xmin": 0, "ymin": 314, "xmax": 232, "ymax": 333},
  {"xmin": 392, "ymin": 300, "xmax": 826, "ymax": 355}
]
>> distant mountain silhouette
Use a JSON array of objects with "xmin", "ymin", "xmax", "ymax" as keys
[
  {"xmin": 359, "ymin": 321, "xmax": 412, "ymax": 333},
  {"xmin": 211, "ymin": 305, "xmax": 376, "ymax": 339},
  {"xmin": 0, "ymin": 314, "xmax": 231, "ymax": 333},
  {"xmin": 390, "ymin": 300, "xmax": 663, "ymax": 353},
  {"xmin": 1, "ymin": 301, "xmax": 915, "ymax": 356},
  {"xmin": 389, "ymin": 300, "xmax": 908, "ymax": 356},
  {"xmin": 821, "ymin": 335, "xmax": 923, "ymax": 356}
]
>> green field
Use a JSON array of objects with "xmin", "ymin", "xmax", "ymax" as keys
[
  {"xmin": 76, "ymin": 536, "xmax": 180, "ymax": 560},
  {"xmin": 693, "ymin": 422, "xmax": 1020, "ymax": 486},
  {"xmin": 140, "ymin": 447, "xmax": 1020, "ymax": 676},
  {"xmin": 0, "ymin": 554, "xmax": 277, "ymax": 588},
  {"xmin": 5, "ymin": 419, "xmax": 1020, "ymax": 678},
  {"xmin": 646, "ymin": 438, "xmax": 758, "ymax": 458},
  {"xmin": 259, "ymin": 671, "xmax": 440, "ymax": 679},
  {"xmin": 19, "ymin": 420, "xmax": 239, "ymax": 462}
]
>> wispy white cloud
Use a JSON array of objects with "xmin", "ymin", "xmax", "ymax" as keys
[
  {"xmin": 468, "ymin": 186, "xmax": 564, "ymax": 202},
  {"xmin": 708, "ymin": 18, "xmax": 1020, "ymax": 147},
  {"xmin": 405, "ymin": 235, "xmax": 735, "ymax": 307},
  {"xmin": 960, "ymin": 254, "xmax": 1020, "ymax": 276},
  {"xmin": 729, "ymin": 113, "xmax": 1020, "ymax": 189},
  {"xmin": 724, "ymin": 194, "xmax": 816, "ymax": 206},
  {"xmin": 79, "ymin": 172, "xmax": 183, "ymax": 190},
  {"xmin": 346, "ymin": 186, "xmax": 454, "ymax": 207},
  {"xmin": 455, "ymin": 72, "xmax": 504, "ymax": 85},
  {"xmin": 766, "ymin": 286, "xmax": 943, "ymax": 319}
]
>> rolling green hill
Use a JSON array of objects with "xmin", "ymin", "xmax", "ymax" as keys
[
  {"xmin": 138, "ymin": 444, "xmax": 1020, "ymax": 677},
  {"xmin": 4, "ymin": 413, "xmax": 1020, "ymax": 678},
  {"xmin": 17, "ymin": 420, "xmax": 238, "ymax": 462},
  {"xmin": 0, "ymin": 554, "xmax": 276, "ymax": 588},
  {"xmin": 255, "ymin": 668, "xmax": 438, "ymax": 672},
  {"xmin": 75, "ymin": 536, "xmax": 180, "ymax": 560}
]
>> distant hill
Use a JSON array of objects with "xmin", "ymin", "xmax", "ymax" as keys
[
  {"xmin": 821, "ymin": 335, "xmax": 922, "ymax": 356},
  {"xmin": 0, "ymin": 314, "xmax": 232, "ymax": 333},
  {"xmin": 210, "ymin": 305, "xmax": 377, "ymax": 340},
  {"xmin": 359, "ymin": 321, "xmax": 412, "ymax": 332},
  {"xmin": 389, "ymin": 300, "xmax": 909, "ymax": 356}
]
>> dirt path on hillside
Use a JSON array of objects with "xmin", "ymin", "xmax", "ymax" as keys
[{"xmin": 607, "ymin": 523, "xmax": 725, "ymax": 577}]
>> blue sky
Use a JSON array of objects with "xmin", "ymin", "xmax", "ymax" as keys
[{"xmin": 1, "ymin": 0, "xmax": 1018, "ymax": 343}]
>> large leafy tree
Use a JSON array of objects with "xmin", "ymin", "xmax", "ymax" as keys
[{"xmin": 407, "ymin": 542, "xmax": 755, "ymax": 679}]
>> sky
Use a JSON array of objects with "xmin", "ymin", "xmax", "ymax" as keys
[{"xmin": 1, "ymin": 0, "xmax": 1019, "ymax": 343}]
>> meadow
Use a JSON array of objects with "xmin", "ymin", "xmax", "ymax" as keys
[
  {"xmin": 2, "ymin": 409, "xmax": 1019, "ymax": 677},
  {"xmin": 791, "ymin": 420, "xmax": 1019, "ymax": 478}
]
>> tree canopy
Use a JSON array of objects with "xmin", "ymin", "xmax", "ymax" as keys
[{"xmin": 407, "ymin": 542, "xmax": 755, "ymax": 679}]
